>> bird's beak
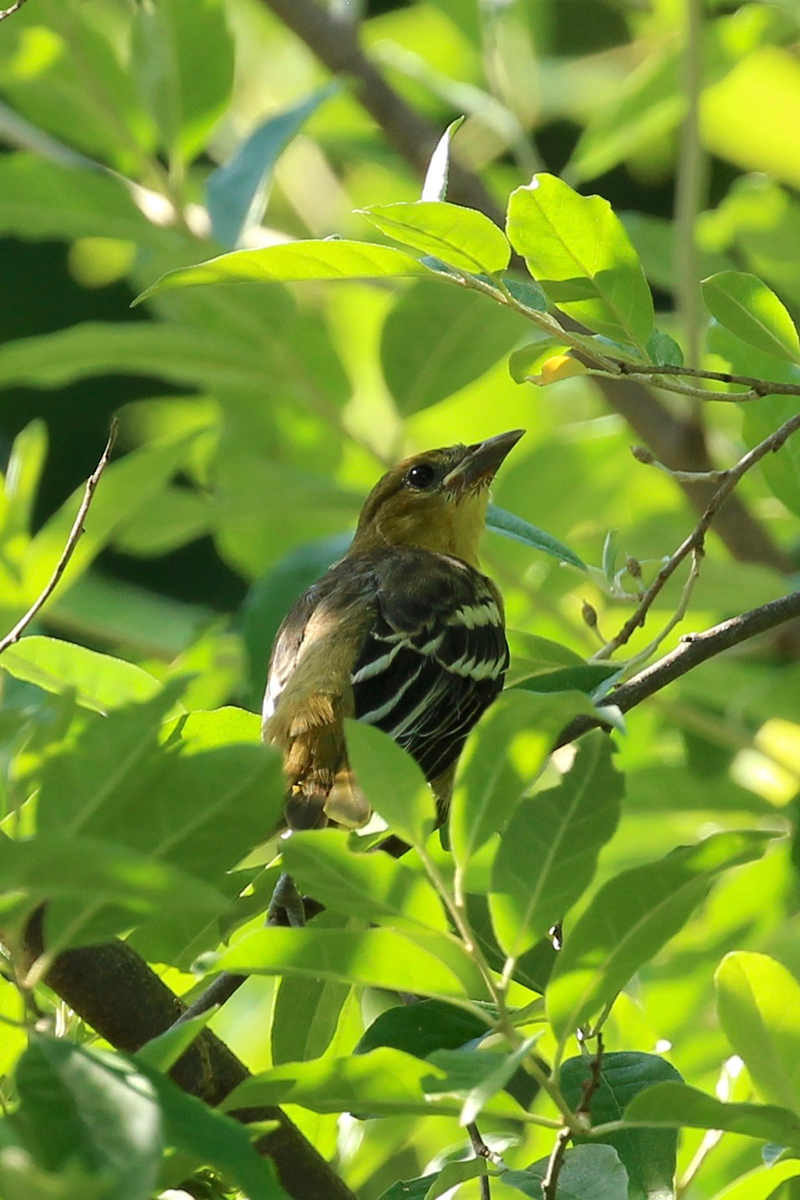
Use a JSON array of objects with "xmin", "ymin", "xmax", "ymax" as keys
[{"xmin": 443, "ymin": 429, "xmax": 525, "ymax": 494}]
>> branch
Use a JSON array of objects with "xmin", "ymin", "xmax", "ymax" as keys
[
  {"xmin": 18, "ymin": 913, "xmax": 357, "ymax": 1200},
  {"xmin": 556, "ymin": 589, "xmax": 800, "ymax": 749},
  {"xmin": 0, "ymin": 0, "xmax": 29, "ymax": 21},
  {"xmin": 0, "ymin": 420, "xmax": 118, "ymax": 657},
  {"xmin": 596, "ymin": 411, "xmax": 800, "ymax": 658},
  {"xmin": 261, "ymin": 0, "xmax": 505, "ymax": 223},
  {"xmin": 610, "ymin": 360, "xmax": 800, "ymax": 402}
]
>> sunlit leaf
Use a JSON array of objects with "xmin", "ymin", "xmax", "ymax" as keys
[
  {"xmin": 135, "ymin": 241, "xmax": 430, "ymax": 302},
  {"xmin": 716, "ymin": 952, "xmax": 800, "ymax": 1112},
  {"xmin": 360, "ymin": 200, "xmax": 510, "ymax": 274},
  {"xmin": 507, "ymin": 174, "xmax": 654, "ymax": 348},
  {"xmin": 547, "ymin": 831, "xmax": 774, "ymax": 1046},
  {"xmin": 490, "ymin": 733, "xmax": 623, "ymax": 957},
  {"xmin": 625, "ymin": 1082, "xmax": 800, "ymax": 1148},
  {"xmin": 702, "ymin": 272, "xmax": 800, "ymax": 363}
]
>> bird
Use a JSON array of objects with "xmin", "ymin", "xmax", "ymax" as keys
[{"xmin": 262, "ymin": 429, "xmax": 524, "ymax": 877}]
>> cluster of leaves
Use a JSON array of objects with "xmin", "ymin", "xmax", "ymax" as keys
[{"xmin": 0, "ymin": 1, "xmax": 800, "ymax": 1199}]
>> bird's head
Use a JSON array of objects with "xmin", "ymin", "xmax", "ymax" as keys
[{"xmin": 351, "ymin": 429, "xmax": 525, "ymax": 567}]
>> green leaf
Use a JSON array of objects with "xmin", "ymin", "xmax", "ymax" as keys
[
  {"xmin": 207, "ymin": 86, "xmax": 336, "ymax": 248},
  {"xmin": 503, "ymin": 1145, "xmax": 628, "ymax": 1200},
  {"xmin": 0, "ymin": 637, "xmax": 164, "ymax": 714},
  {"xmin": 0, "ymin": 323, "xmax": 270, "ymax": 397},
  {"xmin": 546, "ymin": 830, "xmax": 774, "ymax": 1046},
  {"xmin": 716, "ymin": 951, "xmax": 800, "ymax": 1112},
  {"xmin": 423, "ymin": 1161, "xmax": 490, "ymax": 1200},
  {"xmin": 271, "ymin": 916, "xmax": 351, "ymax": 1066},
  {"xmin": 131, "ymin": 0, "xmax": 234, "ymax": 161},
  {"xmin": 381, "ymin": 280, "xmax": 529, "ymax": 415},
  {"xmin": 354, "ymin": 999, "xmax": 487, "ymax": 1059},
  {"xmin": 421, "ymin": 115, "xmax": 465, "ymax": 201},
  {"xmin": 344, "ymin": 720, "xmax": 436, "ymax": 848},
  {"xmin": 14, "ymin": 1036, "xmax": 162, "ymax": 1200},
  {"xmin": 506, "ymin": 174, "xmax": 654, "ymax": 348},
  {"xmin": 646, "ymin": 330, "xmax": 685, "ymax": 367},
  {"xmin": 624, "ymin": 1082, "xmax": 800, "ymax": 1148},
  {"xmin": 458, "ymin": 1035, "xmax": 540, "ymax": 1125},
  {"xmin": 510, "ymin": 662, "xmax": 620, "ymax": 697},
  {"xmin": 225, "ymin": 1046, "xmax": 523, "ymax": 1122},
  {"xmin": 702, "ymin": 271, "xmax": 800, "ymax": 363},
  {"xmin": 706, "ymin": 322, "xmax": 800, "ymax": 518},
  {"xmin": 282, "ymin": 828, "xmax": 447, "ymax": 931},
  {"xmin": 23, "ymin": 433, "xmax": 201, "ymax": 603},
  {"xmin": 0, "ymin": 835, "xmax": 226, "ymax": 939},
  {"xmin": 136, "ymin": 1014, "xmax": 214, "ymax": 1074},
  {"xmin": 450, "ymin": 690, "xmax": 595, "ymax": 871},
  {"xmin": 360, "ymin": 201, "xmax": 511, "ymax": 274},
  {"xmin": 486, "ymin": 504, "xmax": 587, "ymax": 570},
  {"xmin": 133, "ymin": 1053, "xmax": 287, "ymax": 1199},
  {"xmin": 561, "ymin": 1052, "xmax": 681, "ymax": 1200},
  {"xmin": 135, "ymin": 241, "xmax": 430, "ymax": 302},
  {"xmin": 490, "ymin": 733, "xmax": 623, "ymax": 958},
  {"xmin": 0, "ymin": 154, "xmax": 152, "ymax": 244},
  {"xmin": 706, "ymin": 1161, "xmax": 800, "ymax": 1200},
  {"xmin": 214, "ymin": 925, "xmax": 485, "ymax": 1000},
  {"xmin": 33, "ymin": 691, "xmax": 283, "ymax": 955}
]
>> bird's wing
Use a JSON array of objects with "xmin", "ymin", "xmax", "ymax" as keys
[
  {"xmin": 351, "ymin": 551, "xmax": 508, "ymax": 782},
  {"xmin": 262, "ymin": 567, "xmax": 377, "ymax": 829}
]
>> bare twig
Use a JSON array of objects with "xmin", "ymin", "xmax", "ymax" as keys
[
  {"xmin": 612, "ymin": 361, "xmax": 800, "ymax": 399},
  {"xmin": 541, "ymin": 1033, "xmax": 604, "ymax": 1200},
  {"xmin": 467, "ymin": 1123, "xmax": 493, "ymax": 1200},
  {"xmin": 577, "ymin": 1032, "xmax": 604, "ymax": 1117},
  {"xmin": 0, "ymin": 420, "xmax": 118, "ymax": 657},
  {"xmin": 556, "ymin": 588, "xmax": 800, "ymax": 750},
  {"xmin": 0, "ymin": 0, "xmax": 29, "ymax": 21},
  {"xmin": 542, "ymin": 1126, "xmax": 571, "ymax": 1200},
  {"xmin": 595, "ymin": 411, "xmax": 800, "ymax": 659}
]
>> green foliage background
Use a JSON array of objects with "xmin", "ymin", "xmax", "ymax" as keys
[{"xmin": 0, "ymin": 1, "xmax": 800, "ymax": 1198}]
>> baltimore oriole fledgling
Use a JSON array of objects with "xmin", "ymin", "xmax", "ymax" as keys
[{"xmin": 262, "ymin": 429, "xmax": 524, "ymax": 841}]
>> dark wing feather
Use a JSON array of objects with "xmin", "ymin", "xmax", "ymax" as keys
[{"xmin": 351, "ymin": 550, "xmax": 508, "ymax": 780}]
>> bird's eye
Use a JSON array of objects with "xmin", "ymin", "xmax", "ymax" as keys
[{"xmin": 404, "ymin": 463, "xmax": 436, "ymax": 490}]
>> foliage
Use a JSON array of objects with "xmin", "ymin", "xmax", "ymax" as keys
[{"xmin": 0, "ymin": 2, "xmax": 799, "ymax": 1200}]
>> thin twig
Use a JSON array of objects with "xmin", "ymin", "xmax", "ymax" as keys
[
  {"xmin": 0, "ymin": 420, "xmax": 118, "ymax": 657},
  {"xmin": 0, "ymin": 0, "xmax": 29, "ymax": 21},
  {"xmin": 611, "ymin": 361, "xmax": 800, "ymax": 398},
  {"xmin": 577, "ymin": 1032, "xmax": 604, "ymax": 1117},
  {"xmin": 594, "ymin": 411, "xmax": 800, "ymax": 659},
  {"xmin": 556, "ymin": 588, "xmax": 800, "ymax": 749},
  {"xmin": 467, "ymin": 1123, "xmax": 493, "ymax": 1200},
  {"xmin": 541, "ymin": 1033, "xmax": 604, "ymax": 1200},
  {"xmin": 541, "ymin": 1126, "xmax": 571, "ymax": 1200}
]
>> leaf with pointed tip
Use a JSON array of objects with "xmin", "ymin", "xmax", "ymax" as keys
[
  {"xmin": 135, "ymin": 241, "xmax": 429, "ymax": 303},
  {"xmin": 486, "ymin": 504, "xmax": 586, "ymax": 569},
  {"xmin": 547, "ymin": 830, "xmax": 774, "ymax": 1046},
  {"xmin": 507, "ymin": 174, "xmax": 654, "ymax": 348},
  {"xmin": 421, "ymin": 116, "xmax": 465, "ymax": 202},
  {"xmin": 490, "ymin": 733, "xmax": 623, "ymax": 957},
  {"xmin": 703, "ymin": 272, "xmax": 800, "ymax": 363},
  {"xmin": 360, "ymin": 201, "xmax": 510, "ymax": 274}
]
